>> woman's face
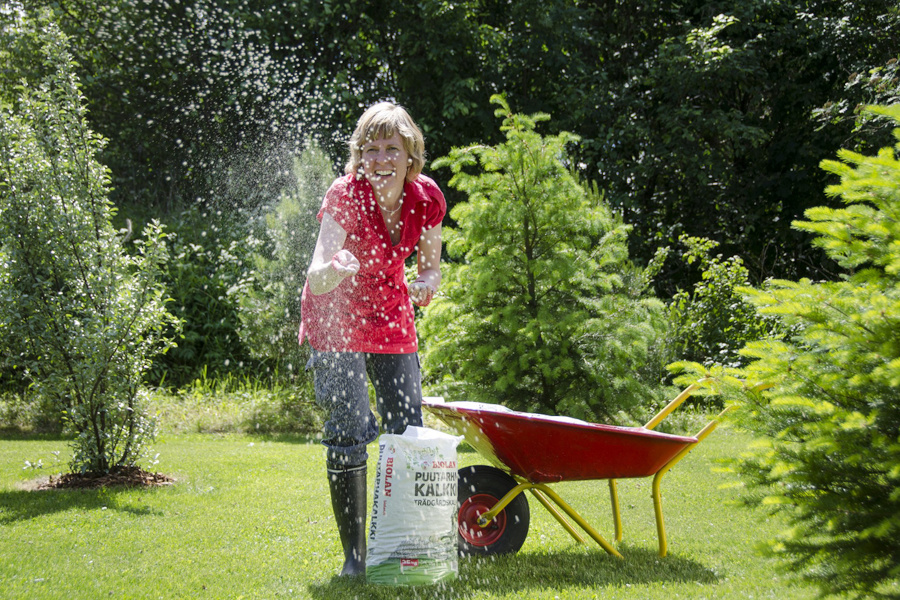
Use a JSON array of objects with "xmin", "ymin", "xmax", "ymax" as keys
[{"xmin": 360, "ymin": 133, "xmax": 409, "ymax": 198}]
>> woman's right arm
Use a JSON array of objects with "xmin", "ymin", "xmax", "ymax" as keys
[{"xmin": 307, "ymin": 212, "xmax": 359, "ymax": 295}]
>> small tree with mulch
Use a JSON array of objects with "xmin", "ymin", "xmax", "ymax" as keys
[{"xmin": 0, "ymin": 7, "xmax": 178, "ymax": 479}]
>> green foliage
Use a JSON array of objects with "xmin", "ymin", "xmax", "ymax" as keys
[
  {"xmin": 815, "ymin": 57, "xmax": 900, "ymax": 153},
  {"xmin": 673, "ymin": 105, "xmax": 900, "ymax": 598},
  {"xmin": 12, "ymin": 1, "xmax": 898, "ymax": 408},
  {"xmin": 575, "ymin": 1, "xmax": 899, "ymax": 292},
  {"xmin": 30, "ymin": 0, "xmax": 381, "ymax": 210},
  {"xmin": 0, "ymin": 8, "xmax": 177, "ymax": 474},
  {"xmin": 236, "ymin": 141, "xmax": 334, "ymax": 379},
  {"xmin": 669, "ymin": 235, "xmax": 777, "ymax": 368},
  {"xmin": 24, "ymin": 0, "xmax": 900, "ymax": 299},
  {"xmin": 0, "ymin": 388, "xmax": 63, "ymax": 434},
  {"xmin": 148, "ymin": 206, "xmax": 255, "ymax": 388},
  {"xmin": 421, "ymin": 97, "xmax": 669, "ymax": 421}
]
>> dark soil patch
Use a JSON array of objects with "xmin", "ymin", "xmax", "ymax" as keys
[{"xmin": 35, "ymin": 466, "xmax": 174, "ymax": 490}]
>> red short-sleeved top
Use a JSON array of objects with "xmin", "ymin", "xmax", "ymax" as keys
[{"xmin": 298, "ymin": 173, "xmax": 446, "ymax": 354}]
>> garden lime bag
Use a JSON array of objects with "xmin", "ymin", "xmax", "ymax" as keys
[{"xmin": 367, "ymin": 426, "xmax": 463, "ymax": 585}]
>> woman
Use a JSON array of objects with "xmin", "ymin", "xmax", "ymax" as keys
[{"xmin": 298, "ymin": 102, "xmax": 444, "ymax": 576}]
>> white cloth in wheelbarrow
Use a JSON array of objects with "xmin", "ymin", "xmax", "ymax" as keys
[{"xmin": 367, "ymin": 425, "xmax": 463, "ymax": 585}]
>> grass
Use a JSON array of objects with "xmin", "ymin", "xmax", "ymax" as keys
[{"xmin": 0, "ymin": 423, "xmax": 815, "ymax": 600}]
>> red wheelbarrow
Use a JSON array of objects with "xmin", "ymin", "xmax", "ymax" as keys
[{"xmin": 422, "ymin": 382, "xmax": 727, "ymax": 559}]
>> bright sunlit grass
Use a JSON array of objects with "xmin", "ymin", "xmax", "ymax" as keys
[{"xmin": 0, "ymin": 429, "xmax": 815, "ymax": 599}]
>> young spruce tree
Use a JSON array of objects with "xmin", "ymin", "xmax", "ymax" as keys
[
  {"xmin": 675, "ymin": 104, "xmax": 900, "ymax": 598},
  {"xmin": 421, "ymin": 96, "xmax": 668, "ymax": 421},
  {"xmin": 238, "ymin": 141, "xmax": 335, "ymax": 377},
  {"xmin": 0, "ymin": 8, "xmax": 177, "ymax": 474}
]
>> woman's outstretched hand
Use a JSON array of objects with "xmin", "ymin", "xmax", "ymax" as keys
[
  {"xmin": 331, "ymin": 249, "xmax": 360, "ymax": 277},
  {"xmin": 408, "ymin": 280, "xmax": 436, "ymax": 307}
]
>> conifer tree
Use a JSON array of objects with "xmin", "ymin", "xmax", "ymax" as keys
[
  {"xmin": 675, "ymin": 104, "xmax": 900, "ymax": 597},
  {"xmin": 238, "ymin": 141, "xmax": 334, "ymax": 376},
  {"xmin": 421, "ymin": 96, "xmax": 668, "ymax": 421}
]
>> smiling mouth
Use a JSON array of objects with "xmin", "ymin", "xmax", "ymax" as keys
[{"xmin": 374, "ymin": 170, "xmax": 395, "ymax": 177}]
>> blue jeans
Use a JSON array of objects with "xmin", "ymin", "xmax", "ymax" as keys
[{"xmin": 307, "ymin": 351, "xmax": 423, "ymax": 467}]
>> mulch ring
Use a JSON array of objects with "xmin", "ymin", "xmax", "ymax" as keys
[{"xmin": 35, "ymin": 467, "xmax": 174, "ymax": 490}]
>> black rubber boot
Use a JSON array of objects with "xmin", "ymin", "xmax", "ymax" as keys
[{"xmin": 327, "ymin": 464, "xmax": 368, "ymax": 577}]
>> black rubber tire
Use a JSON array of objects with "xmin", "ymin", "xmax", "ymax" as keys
[{"xmin": 457, "ymin": 465, "xmax": 530, "ymax": 556}]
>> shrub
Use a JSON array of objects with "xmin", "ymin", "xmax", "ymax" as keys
[
  {"xmin": 674, "ymin": 104, "xmax": 900, "ymax": 598},
  {"xmin": 668, "ymin": 235, "xmax": 777, "ymax": 368},
  {"xmin": 148, "ymin": 205, "xmax": 256, "ymax": 388},
  {"xmin": 0, "ymin": 8, "xmax": 177, "ymax": 474},
  {"xmin": 421, "ymin": 96, "xmax": 669, "ymax": 422}
]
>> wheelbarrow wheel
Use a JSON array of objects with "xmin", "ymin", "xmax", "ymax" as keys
[{"xmin": 457, "ymin": 465, "xmax": 530, "ymax": 556}]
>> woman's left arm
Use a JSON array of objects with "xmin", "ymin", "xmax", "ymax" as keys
[{"xmin": 409, "ymin": 224, "xmax": 442, "ymax": 307}]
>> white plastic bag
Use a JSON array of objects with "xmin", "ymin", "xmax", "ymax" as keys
[{"xmin": 367, "ymin": 426, "xmax": 462, "ymax": 585}]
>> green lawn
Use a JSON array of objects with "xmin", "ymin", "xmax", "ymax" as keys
[{"xmin": 0, "ymin": 427, "xmax": 814, "ymax": 599}]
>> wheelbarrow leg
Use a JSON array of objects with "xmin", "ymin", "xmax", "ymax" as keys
[
  {"xmin": 531, "ymin": 483, "xmax": 623, "ymax": 559},
  {"xmin": 478, "ymin": 481, "xmax": 623, "ymax": 558},
  {"xmin": 609, "ymin": 479, "xmax": 623, "ymax": 542},
  {"xmin": 652, "ymin": 469, "xmax": 670, "ymax": 558},
  {"xmin": 651, "ymin": 407, "xmax": 730, "ymax": 557},
  {"xmin": 528, "ymin": 488, "xmax": 586, "ymax": 544}
]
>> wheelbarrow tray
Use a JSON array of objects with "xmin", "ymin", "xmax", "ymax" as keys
[{"xmin": 423, "ymin": 400, "xmax": 698, "ymax": 484}]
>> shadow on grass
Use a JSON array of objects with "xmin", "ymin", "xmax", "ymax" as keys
[
  {"xmin": 0, "ymin": 428, "xmax": 69, "ymax": 441},
  {"xmin": 0, "ymin": 486, "xmax": 165, "ymax": 524},
  {"xmin": 247, "ymin": 432, "xmax": 324, "ymax": 445},
  {"xmin": 306, "ymin": 545, "xmax": 719, "ymax": 599}
]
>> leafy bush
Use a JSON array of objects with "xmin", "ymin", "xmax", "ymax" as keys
[
  {"xmin": 0, "ymin": 8, "xmax": 177, "ymax": 473},
  {"xmin": 674, "ymin": 104, "xmax": 900, "ymax": 598},
  {"xmin": 0, "ymin": 388, "xmax": 62, "ymax": 434},
  {"xmin": 668, "ymin": 235, "xmax": 777, "ymax": 368},
  {"xmin": 421, "ymin": 96, "xmax": 670, "ymax": 422},
  {"xmin": 148, "ymin": 206, "xmax": 256, "ymax": 388},
  {"xmin": 815, "ymin": 56, "xmax": 900, "ymax": 153}
]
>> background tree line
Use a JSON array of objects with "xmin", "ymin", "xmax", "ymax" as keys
[
  {"xmin": 30, "ymin": 0, "xmax": 900, "ymax": 283},
  {"xmin": 0, "ymin": 0, "xmax": 900, "ymax": 385},
  {"xmin": 12, "ymin": 0, "xmax": 891, "ymax": 386},
  {"xmin": 4, "ymin": 0, "xmax": 897, "ymax": 400}
]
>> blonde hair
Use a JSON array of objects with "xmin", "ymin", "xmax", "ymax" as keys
[{"xmin": 345, "ymin": 102, "xmax": 425, "ymax": 181}]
